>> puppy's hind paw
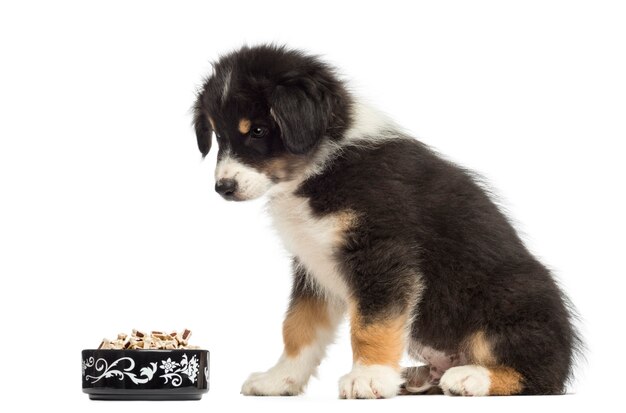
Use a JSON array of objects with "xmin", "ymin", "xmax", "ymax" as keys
[{"xmin": 439, "ymin": 365, "xmax": 491, "ymax": 396}]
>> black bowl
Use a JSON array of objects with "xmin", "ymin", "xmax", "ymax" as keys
[{"xmin": 82, "ymin": 349, "xmax": 209, "ymax": 400}]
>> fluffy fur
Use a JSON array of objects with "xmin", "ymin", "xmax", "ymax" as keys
[{"xmin": 193, "ymin": 44, "xmax": 581, "ymax": 398}]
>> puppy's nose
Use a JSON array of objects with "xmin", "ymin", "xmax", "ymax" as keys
[{"xmin": 215, "ymin": 179, "xmax": 238, "ymax": 199}]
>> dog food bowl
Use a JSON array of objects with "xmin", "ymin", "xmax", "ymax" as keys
[{"xmin": 82, "ymin": 349, "xmax": 209, "ymax": 400}]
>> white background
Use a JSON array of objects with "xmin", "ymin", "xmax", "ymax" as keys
[{"xmin": 1, "ymin": 0, "xmax": 624, "ymax": 411}]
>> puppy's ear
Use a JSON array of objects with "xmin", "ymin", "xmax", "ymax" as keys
[
  {"xmin": 270, "ymin": 84, "xmax": 331, "ymax": 154},
  {"xmin": 193, "ymin": 107, "xmax": 212, "ymax": 158}
]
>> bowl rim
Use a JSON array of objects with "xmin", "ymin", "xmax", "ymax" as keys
[{"xmin": 82, "ymin": 348, "xmax": 210, "ymax": 352}]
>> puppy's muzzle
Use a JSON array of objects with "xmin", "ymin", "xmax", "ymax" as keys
[{"xmin": 215, "ymin": 178, "xmax": 238, "ymax": 200}]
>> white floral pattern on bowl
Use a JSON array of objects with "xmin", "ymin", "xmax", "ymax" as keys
[{"xmin": 83, "ymin": 353, "xmax": 200, "ymax": 387}]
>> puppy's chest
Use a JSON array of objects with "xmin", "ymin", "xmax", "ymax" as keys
[{"xmin": 268, "ymin": 193, "xmax": 354, "ymax": 300}]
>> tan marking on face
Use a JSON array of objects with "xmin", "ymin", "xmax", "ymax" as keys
[
  {"xmin": 283, "ymin": 296, "xmax": 330, "ymax": 357},
  {"xmin": 238, "ymin": 118, "xmax": 251, "ymax": 134},
  {"xmin": 260, "ymin": 155, "xmax": 308, "ymax": 181},
  {"xmin": 349, "ymin": 302, "xmax": 407, "ymax": 369},
  {"xmin": 208, "ymin": 117, "xmax": 216, "ymax": 130},
  {"xmin": 488, "ymin": 366, "xmax": 524, "ymax": 395},
  {"xmin": 465, "ymin": 330, "xmax": 497, "ymax": 366},
  {"xmin": 265, "ymin": 158, "xmax": 290, "ymax": 180}
]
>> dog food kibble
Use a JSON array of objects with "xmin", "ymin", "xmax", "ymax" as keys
[{"xmin": 97, "ymin": 329, "xmax": 200, "ymax": 350}]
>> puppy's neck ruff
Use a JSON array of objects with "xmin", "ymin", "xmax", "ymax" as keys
[{"xmin": 264, "ymin": 99, "xmax": 406, "ymax": 302}]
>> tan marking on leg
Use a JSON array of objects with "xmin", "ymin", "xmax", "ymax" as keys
[
  {"xmin": 488, "ymin": 366, "xmax": 524, "ymax": 395},
  {"xmin": 238, "ymin": 118, "xmax": 251, "ymax": 134},
  {"xmin": 283, "ymin": 297, "xmax": 330, "ymax": 357},
  {"xmin": 349, "ymin": 303, "xmax": 407, "ymax": 369},
  {"xmin": 465, "ymin": 330, "xmax": 497, "ymax": 366},
  {"xmin": 208, "ymin": 117, "xmax": 216, "ymax": 130}
]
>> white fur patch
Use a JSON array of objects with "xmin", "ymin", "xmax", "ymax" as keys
[
  {"xmin": 241, "ymin": 312, "xmax": 341, "ymax": 396},
  {"xmin": 343, "ymin": 100, "xmax": 399, "ymax": 142},
  {"xmin": 339, "ymin": 363, "xmax": 404, "ymax": 399},
  {"xmin": 215, "ymin": 153, "xmax": 272, "ymax": 200},
  {"xmin": 241, "ymin": 351, "xmax": 315, "ymax": 396},
  {"xmin": 439, "ymin": 365, "xmax": 491, "ymax": 396},
  {"xmin": 221, "ymin": 70, "xmax": 232, "ymax": 102},
  {"xmin": 266, "ymin": 183, "xmax": 352, "ymax": 301}
]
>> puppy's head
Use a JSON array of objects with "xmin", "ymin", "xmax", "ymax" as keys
[{"xmin": 193, "ymin": 45, "xmax": 350, "ymax": 201}]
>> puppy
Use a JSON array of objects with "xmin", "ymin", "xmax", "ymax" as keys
[{"xmin": 193, "ymin": 45, "xmax": 580, "ymax": 398}]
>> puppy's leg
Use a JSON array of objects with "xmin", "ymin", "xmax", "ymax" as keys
[
  {"xmin": 241, "ymin": 263, "xmax": 343, "ymax": 396},
  {"xmin": 338, "ymin": 302, "xmax": 408, "ymax": 399}
]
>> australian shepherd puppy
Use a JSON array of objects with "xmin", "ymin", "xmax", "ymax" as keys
[{"xmin": 193, "ymin": 45, "xmax": 580, "ymax": 398}]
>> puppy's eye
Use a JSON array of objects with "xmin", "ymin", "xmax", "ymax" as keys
[{"xmin": 250, "ymin": 126, "xmax": 268, "ymax": 138}]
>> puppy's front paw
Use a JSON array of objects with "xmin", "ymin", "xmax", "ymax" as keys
[
  {"xmin": 339, "ymin": 364, "xmax": 404, "ymax": 399},
  {"xmin": 241, "ymin": 369, "xmax": 305, "ymax": 396}
]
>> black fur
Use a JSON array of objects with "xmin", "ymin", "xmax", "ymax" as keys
[
  {"xmin": 271, "ymin": 84, "xmax": 328, "ymax": 154},
  {"xmin": 298, "ymin": 139, "xmax": 581, "ymax": 394},
  {"xmin": 194, "ymin": 45, "xmax": 351, "ymax": 161},
  {"xmin": 193, "ymin": 44, "xmax": 582, "ymax": 396},
  {"xmin": 193, "ymin": 106, "xmax": 212, "ymax": 158}
]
